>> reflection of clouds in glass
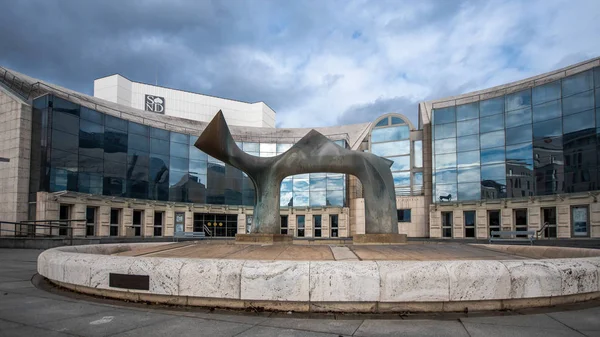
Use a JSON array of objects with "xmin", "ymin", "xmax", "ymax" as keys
[
  {"xmin": 414, "ymin": 141, "xmax": 423, "ymax": 168},
  {"xmin": 457, "ymin": 119, "xmax": 479, "ymax": 136},
  {"xmin": 434, "ymin": 168, "xmax": 457, "ymax": 182},
  {"xmin": 506, "ymin": 89, "xmax": 531, "ymax": 111},
  {"xmin": 480, "ymin": 96, "xmax": 504, "ymax": 117},
  {"xmin": 434, "ymin": 138, "xmax": 456, "ymax": 155},
  {"xmin": 280, "ymin": 191, "xmax": 293, "ymax": 206},
  {"xmin": 506, "ymin": 107, "xmax": 531, "ymax": 128},
  {"xmin": 309, "ymin": 176, "xmax": 326, "ymax": 191},
  {"xmin": 481, "ymin": 147, "xmax": 504, "ymax": 165},
  {"xmin": 533, "ymin": 117, "xmax": 562, "ymax": 138},
  {"xmin": 457, "ymin": 102, "xmax": 479, "ymax": 121},
  {"xmin": 506, "ymin": 143, "xmax": 533, "ymax": 169},
  {"xmin": 532, "ymin": 81, "xmax": 560, "ymax": 106},
  {"xmin": 389, "ymin": 155, "xmax": 410, "ymax": 171},
  {"xmin": 327, "ymin": 190, "xmax": 344, "ymax": 206},
  {"xmin": 413, "ymin": 172, "xmax": 423, "ymax": 185},
  {"xmin": 393, "ymin": 171, "xmax": 411, "ymax": 186},
  {"xmin": 480, "ymin": 130, "xmax": 505, "ymax": 149},
  {"xmin": 435, "ymin": 153, "xmax": 456, "ymax": 169},
  {"xmin": 435, "ymin": 184, "xmax": 457, "ymax": 198},
  {"xmin": 293, "ymin": 177, "xmax": 309, "ymax": 191},
  {"xmin": 457, "ymin": 135, "xmax": 479, "ymax": 152},
  {"xmin": 293, "ymin": 192, "xmax": 309, "ymax": 206},
  {"xmin": 481, "ymin": 164, "xmax": 506, "ymax": 180},
  {"xmin": 371, "ymin": 125, "xmax": 409, "ymax": 142},
  {"xmin": 480, "ymin": 114, "xmax": 504, "ymax": 133},
  {"xmin": 434, "ymin": 123, "xmax": 456, "ymax": 140},
  {"xmin": 310, "ymin": 191, "xmax": 326, "ymax": 206},
  {"xmin": 457, "ymin": 150, "xmax": 480, "ymax": 168},
  {"xmin": 458, "ymin": 167, "xmax": 480, "ymax": 183},
  {"xmin": 371, "ymin": 140, "xmax": 410, "ymax": 156},
  {"xmin": 458, "ymin": 182, "xmax": 480, "ymax": 200}
]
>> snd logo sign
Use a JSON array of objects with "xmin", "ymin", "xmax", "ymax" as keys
[{"xmin": 145, "ymin": 95, "xmax": 166, "ymax": 114}]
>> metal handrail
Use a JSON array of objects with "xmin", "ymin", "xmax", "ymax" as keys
[
  {"xmin": 0, "ymin": 219, "xmax": 86, "ymax": 245},
  {"xmin": 536, "ymin": 222, "xmax": 551, "ymax": 239},
  {"xmin": 203, "ymin": 224, "xmax": 213, "ymax": 237}
]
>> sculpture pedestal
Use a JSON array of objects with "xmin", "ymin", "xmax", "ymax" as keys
[
  {"xmin": 353, "ymin": 234, "xmax": 407, "ymax": 245},
  {"xmin": 235, "ymin": 234, "xmax": 293, "ymax": 245}
]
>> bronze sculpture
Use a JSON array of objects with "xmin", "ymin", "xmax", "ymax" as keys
[{"xmin": 195, "ymin": 111, "xmax": 398, "ymax": 234}]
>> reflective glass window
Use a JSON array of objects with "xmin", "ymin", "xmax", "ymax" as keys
[
  {"xmin": 458, "ymin": 182, "xmax": 481, "ymax": 201},
  {"xmin": 105, "ymin": 115, "xmax": 127, "ymax": 131},
  {"xmin": 595, "ymin": 67, "xmax": 600, "ymax": 88},
  {"xmin": 393, "ymin": 172, "xmax": 411, "ymax": 186},
  {"xmin": 480, "ymin": 96, "xmax": 504, "ymax": 117},
  {"xmin": 327, "ymin": 175, "xmax": 345, "ymax": 190},
  {"xmin": 371, "ymin": 125, "xmax": 410, "ymax": 142},
  {"xmin": 170, "ymin": 132, "xmax": 188, "ymax": 144},
  {"xmin": 79, "ymin": 120, "xmax": 104, "ymax": 158},
  {"xmin": 533, "ymin": 117, "xmax": 562, "ymax": 139},
  {"xmin": 103, "ymin": 128, "xmax": 127, "ymax": 162},
  {"xmin": 293, "ymin": 176, "xmax": 309, "ymax": 191},
  {"xmin": 506, "ymin": 107, "xmax": 532, "ymax": 128},
  {"xmin": 433, "ymin": 106, "xmax": 455, "ymax": 125},
  {"xmin": 481, "ymin": 179, "xmax": 506, "ymax": 199},
  {"xmin": 434, "ymin": 167, "xmax": 457, "ymax": 183},
  {"xmin": 435, "ymin": 153, "xmax": 456, "ymax": 169},
  {"xmin": 533, "ymin": 81, "xmax": 561, "ymax": 105},
  {"xmin": 150, "ymin": 127, "xmax": 169, "ymax": 140},
  {"xmin": 562, "ymin": 70, "xmax": 593, "ymax": 97},
  {"xmin": 309, "ymin": 191, "xmax": 326, "ymax": 206},
  {"xmin": 389, "ymin": 155, "xmax": 410, "ymax": 171},
  {"xmin": 52, "ymin": 111, "xmax": 79, "ymax": 135},
  {"xmin": 243, "ymin": 142, "xmax": 259, "ymax": 152},
  {"xmin": 189, "ymin": 146, "xmax": 207, "ymax": 161},
  {"xmin": 309, "ymin": 175, "xmax": 327, "ymax": 191},
  {"xmin": 260, "ymin": 143, "xmax": 276, "ymax": 154},
  {"xmin": 79, "ymin": 155, "xmax": 103, "ymax": 174},
  {"xmin": 150, "ymin": 138, "xmax": 169, "ymax": 154},
  {"xmin": 375, "ymin": 118, "xmax": 388, "ymax": 127},
  {"xmin": 532, "ymin": 99, "xmax": 561, "ymax": 122},
  {"xmin": 128, "ymin": 133, "xmax": 148, "ymax": 152},
  {"xmin": 457, "ymin": 135, "xmax": 479, "ymax": 152},
  {"xmin": 481, "ymin": 146, "xmax": 505, "ymax": 165},
  {"xmin": 434, "ymin": 123, "xmax": 456, "ymax": 140},
  {"xmin": 189, "ymin": 160, "xmax": 207, "ymax": 175},
  {"xmin": 562, "ymin": 90, "xmax": 594, "ymax": 116},
  {"xmin": 506, "ymin": 142, "xmax": 533, "ymax": 168},
  {"xmin": 596, "ymin": 89, "xmax": 600, "ymax": 108},
  {"xmin": 276, "ymin": 143, "xmax": 292, "ymax": 154},
  {"xmin": 458, "ymin": 166, "xmax": 480, "ymax": 183},
  {"xmin": 413, "ymin": 141, "xmax": 423, "ymax": 168},
  {"xmin": 480, "ymin": 114, "xmax": 504, "ymax": 133},
  {"xmin": 293, "ymin": 191, "xmax": 309, "ymax": 207},
  {"xmin": 326, "ymin": 190, "xmax": 344, "ymax": 206},
  {"xmin": 371, "ymin": 140, "xmax": 410, "ymax": 156},
  {"xmin": 505, "ymin": 89, "xmax": 531, "ymax": 112},
  {"xmin": 170, "ymin": 141, "xmax": 189, "ymax": 159},
  {"xmin": 79, "ymin": 173, "xmax": 103, "ymax": 195},
  {"xmin": 564, "ymin": 109, "xmax": 595, "ymax": 134},
  {"xmin": 52, "ymin": 129, "xmax": 79, "ymax": 153},
  {"xmin": 457, "ymin": 150, "xmax": 480, "ymax": 168},
  {"xmin": 435, "ymin": 184, "xmax": 457, "ymax": 200},
  {"xmin": 281, "ymin": 178, "xmax": 293, "ymax": 192},
  {"xmin": 80, "ymin": 107, "xmax": 103, "ymax": 124},
  {"xmin": 52, "ymin": 96, "xmax": 80, "ymax": 116},
  {"xmin": 413, "ymin": 172, "xmax": 423, "ymax": 186},
  {"xmin": 391, "ymin": 116, "xmax": 406, "ymax": 125},
  {"xmin": 456, "ymin": 102, "xmax": 479, "ymax": 121},
  {"xmin": 480, "ymin": 130, "xmax": 505, "ymax": 149},
  {"xmin": 129, "ymin": 122, "xmax": 148, "ymax": 136},
  {"xmin": 481, "ymin": 163, "xmax": 506, "ymax": 180},
  {"xmin": 170, "ymin": 157, "xmax": 188, "ymax": 171},
  {"xmin": 506, "ymin": 125, "xmax": 532, "ymax": 145},
  {"xmin": 457, "ymin": 118, "xmax": 479, "ymax": 136},
  {"xmin": 280, "ymin": 191, "xmax": 293, "ymax": 206},
  {"xmin": 434, "ymin": 138, "xmax": 456, "ymax": 155}
]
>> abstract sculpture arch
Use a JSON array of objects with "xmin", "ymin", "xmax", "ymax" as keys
[{"xmin": 195, "ymin": 111, "xmax": 398, "ymax": 234}]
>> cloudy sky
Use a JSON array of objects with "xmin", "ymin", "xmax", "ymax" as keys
[{"xmin": 1, "ymin": 0, "xmax": 599, "ymax": 127}]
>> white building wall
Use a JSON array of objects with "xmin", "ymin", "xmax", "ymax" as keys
[{"xmin": 93, "ymin": 75, "xmax": 275, "ymax": 128}]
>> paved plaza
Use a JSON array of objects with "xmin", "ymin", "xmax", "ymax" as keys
[{"xmin": 1, "ymin": 248, "xmax": 600, "ymax": 336}]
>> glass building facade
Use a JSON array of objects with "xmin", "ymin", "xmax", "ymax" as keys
[
  {"xmin": 370, "ymin": 114, "xmax": 423, "ymax": 196},
  {"xmin": 31, "ymin": 94, "xmax": 347, "ymax": 207},
  {"xmin": 432, "ymin": 66, "xmax": 600, "ymax": 202}
]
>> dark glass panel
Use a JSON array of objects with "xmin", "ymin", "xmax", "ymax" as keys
[
  {"xmin": 533, "ymin": 117, "xmax": 562, "ymax": 139},
  {"xmin": 562, "ymin": 90, "xmax": 594, "ymax": 116},
  {"xmin": 595, "ymin": 67, "xmax": 600, "ymax": 88},
  {"xmin": 104, "ymin": 127, "xmax": 127, "ymax": 163},
  {"xmin": 127, "ymin": 149, "xmax": 149, "ymax": 167},
  {"xmin": 49, "ymin": 168, "xmax": 77, "ymax": 192},
  {"xmin": 52, "ymin": 96, "xmax": 80, "ymax": 116},
  {"xmin": 457, "ymin": 135, "xmax": 479, "ymax": 152},
  {"xmin": 170, "ymin": 132, "xmax": 189, "ymax": 144},
  {"xmin": 169, "ymin": 156, "xmax": 187, "ymax": 172},
  {"xmin": 456, "ymin": 102, "xmax": 479, "ymax": 121},
  {"xmin": 80, "ymin": 107, "xmax": 103, "ymax": 124},
  {"xmin": 150, "ymin": 127, "xmax": 169, "ymax": 140},
  {"xmin": 50, "ymin": 148, "xmax": 78, "ymax": 170},
  {"xmin": 532, "ymin": 81, "xmax": 561, "ymax": 105},
  {"xmin": 480, "ymin": 96, "xmax": 504, "ymax": 117},
  {"xmin": 51, "ymin": 129, "xmax": 79, "ymax": 153},
  {"xmin": 169, "ymin": 170, "xmax": 189, "ymax": 202},
  {"xmin": 375, "ymin": 118, "xmax": 388, "ymax": 127},
  {"xmin": 187, "ymin": 173, "xmax": 207, "ymax": 203},
  {"xmin": 532, "ymin": 99, "xmax": 561, "ymax": 123},
  {"xmin": 433, "ymin": 123, "xmax": 456, "ymax": 140},
  {"xmin": 371, "ymin": 125, "xmax": 410, "ymax": 142},
  {"xmin": 562, "ymin": 70, "xmax": 593, "ymax": 97},
  {"xmin": 103, "ymin": 175, "xmax": 125, "ymax": 197},
  {"xmin": 189, "ymin": 146, "xmax": 208, "ymax": 161},
  {"xmin": 78, "ymin": 155, "xmax": 103, "ymax": 174},
  {"xmin": 150, "ymin": 138, "xmax": 169, "ymax": 154},
  {"xmin": 480, "ymin": 130, "xmax": 504, "ymax": 149},
  {"xmin": 596, "ymin": 89, "xmax": 600, "ymax": 108},
  {"xmin": 170, "ymin": 141, "xmax": 189, "ymax": 159},
  {"xmin": 104, "ymin": 115, "xmax": 127, "ymax": 131},
  {"xmin": 33, "ymin": 95, "xmax": 48, "ymax": 109},
  {"xmin": 457, "ymin": 119, "xmax": 479, "ymax": 136},
  {"xmin": 52, "ymin": 110, "xmax": 80, "ymax": 135},
  {"xmin": 481, "ymin": 146, "xmax": 505, "ymax": 165},
  {"xmin": 506, "ymin": 142, "xmax": 533, "ymax": 169},
  {"xmin": 433, "ymin": 106, "xmax": 455, "ymax": 125},
  {"xmin": 480, "ymin": 114, "xmax": 504, "ymax": 133},
  {"xmin": 127, "ymin": 133, "xmax": 149, "ymax": 152},
  {"xmin": 505, "ymin": 89, "xmax": 531, "ymax": 112},
  {"xmin": 506, "ymin": 125, "xmax": 532, "ymax": 145},
  {"xmin": 79, "ymin": 120, "xmax": 104, "ymax": 159},
  {"xmin": 481, "ymin": 179, "xmax": 506, "ymax": 199},
  {"xmin": 189, "ymin": 159, "xmax": 207, "ymax": 175},
  {"xmin": 563, "ymin": 110, "xmax": 595, "ymax": 134},
  {"xmin": 391, "ymin": 116, "xmax": 406, "ymax": 125},
  {"xmin": 458, "ymin": 182, "xmax": 480, "ymax": 201},
  {"xmin": 128, "ymin": 122, "xmax": 149, "ymax": 136},
  {"xmin": 434, "ymin": 138, "xmax": 456, "ymax": 155},
  {"xmin": 506, "ymin": 107, "xmax": 531, "ymax": 128},
  {"xmin": 78, "ymin": 172, "xmax": 103, "ymax": 195}
]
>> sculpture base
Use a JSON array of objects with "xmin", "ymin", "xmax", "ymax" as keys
[
  {"xmin": 235, "ymin": 234, "xmax": 293, "ymax": 245},
  {"xmin": 353, "ymin": 234, "xmax": 407, "ymax": 245}
]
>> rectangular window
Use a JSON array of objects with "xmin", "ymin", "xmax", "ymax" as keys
[
  {"xmin": 397, "ymin": 209, "xmax": 411, "ymax": 222},
  {"xmin": 330, "ymin": 215, "xmax": 339, "ymax": 238},
  {"xmin": 280, "ymin": 215, "xmax": 288, "ymax": 235},
  {"xmin": 154, "ymin": 211, "xmax": 163, "ymax": 237},
  {"xmin": 572, "ymin": 206, "xmax": 589, "ymax": 237},
  {"xmin": 313, "ymin": 215, "xmax": 322, "ymax": 237},
  {"xmin": 297, "ymin": 215, "xmax": 305, "ymax": 237},
  {"xmin": 442, "ymin": 211, "xmax": 452, "ymax": 238},
  {"xmin": 110, "ymin": 208, "xmax": 120, "ymax": 236},
  {"xmin": 464, "ymin": 211, "xmax": 476, "ymax": 238},
  {"xmin": 542, "ymin": 207, "xmax": 557, "ymax": 238},
  {"xmin": 59, "ymin": 204, "xmax": 70, "ymax": 236},
  {"xmin": 514, "ymin": 209, "xmax": 528, "ymax": 237},
  {"xmin": 488, "ymin": 210, "xmax": 501, "ymax": 237},
  {"xmin": 133, "ymin": 210, "xmax": 143, "ymax": 237},
  {"xmin": 85, "ymin": 207, "xmax": 96, "ymax": 236}
]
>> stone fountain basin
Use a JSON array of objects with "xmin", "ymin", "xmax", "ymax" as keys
[{"xmin": 37, "ymin": 242, "xmax": 600, "ymax": 313}]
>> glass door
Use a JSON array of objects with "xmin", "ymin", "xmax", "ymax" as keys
[
  {"xmin": 488, "ymin": 210, "xmax": 500, "ymax": 237},
  {"xmin": 297, "ymin": 215, "xmax": 305, "ymax": 237},
  {"xmin": 572, "ymin": 206, "xmax": 589, "ymax": 237},
  {"xmin": 542, "ymin": 207, "xmax": 557, "ymax": 238},
  {"xmin": 514, "ymin": 209, "xmax": 528, "ymax": 237}
]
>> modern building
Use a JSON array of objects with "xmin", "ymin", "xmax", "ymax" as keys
[{"xmin": 0, "ymin": 57, "xmax": 598, "ymax": 239}]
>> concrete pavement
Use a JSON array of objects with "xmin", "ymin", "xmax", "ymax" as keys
[{"xmin": 1, "ymin": 248, "xmax": 600, "ymax": 336}]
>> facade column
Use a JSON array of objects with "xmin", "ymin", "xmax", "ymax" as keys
[
  {"xmin": 321, "ymin": 213, "xmax": 330, "ymax": 238},
  {"xmin": 557, "ymin": 205, "xmax": 570, "ymax": 238},
  {"xmin": 452, "ymin": 210, "xmax": 464, "ymax": 238},
  {"xmin": 476, "ymin": 209, "xmax": 488, "ymax": 239},
  {"xmin": 122, "ymin": 208, "xmax": 133, "ymax": 237},
  {"xmin": 339, "ymin": 209, "xmax": 349, "ymax": 237},
  {"xmin": 144, "ymin": 208, "xmax": 154, "ymax": 237},
  {"xmin": 288, "ymin": 213, "xmax": 296, "ymax": 236},
  {"xmin": 164, "ymin": 209, "xmax": 174, "ymax": 236},
  {"xmin": 501, "ymin": 208, "xmax": 513, "ymax": 231},
  {"xmin": 591, "ymin": 202, "xmax": 600, "ymax": 238},
  {"xmin": 305, "ymin": 212, "xmax": 313, "ymax": 238},
  {"xmin": 528, "ymin": 206, "xmax": 541, "ymax": 232},
  {"xmin": 185, "ymin": 210, "xmax": 193, "ymax": 232},
  {"xmin": 429, "ymin": 208, "xmax": 441, "ymax": 238},
  {"xmin": 71, "ymin": 204, "xmax": 87, "ymax": 237},
  {"xmin": 98, "ymin": 206, "xmax": 110, "ymax": 237},
  {"xmin": 238, "ymin": 213, "xmax": 247, "ymax": 234}
]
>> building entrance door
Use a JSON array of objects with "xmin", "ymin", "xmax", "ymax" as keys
[{"xmin": 542, "ymin": 207, "xmax": 557, "ymax": 238}]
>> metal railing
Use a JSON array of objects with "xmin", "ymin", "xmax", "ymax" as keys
[
  {"xmin": 0, "ymin": 219, "xmax": 86, "ymax": 246},
  {"xmin": 203, "ymin": 224, "xmax": 213, "ymax": 237}
]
